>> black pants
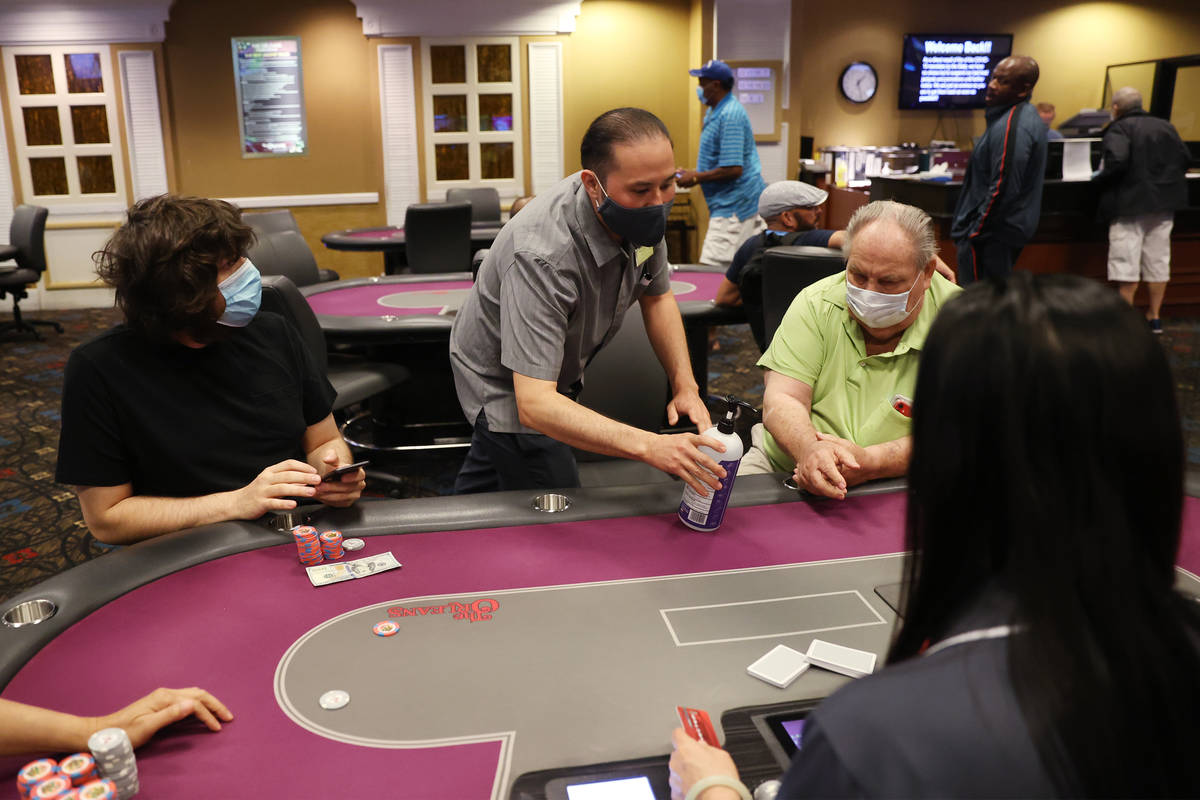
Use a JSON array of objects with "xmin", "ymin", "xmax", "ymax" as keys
[
  {"xmin": 453, "ymin": 412, "xmax": 580, "ymax": 494},
  {"xmin": 955, "ymin": 239, "xmax": 1023, "ymax": 286}
]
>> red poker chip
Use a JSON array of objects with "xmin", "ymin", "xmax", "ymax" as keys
[
  {"xmin": 31, "ymin": 775, "xmax": 74, "ymax": 798},
  {"xmin": 372, "ymin": 620, "xmax": 400, "ymax": 637},
  {"xmin": 18, "ymin": 759, "xmax": 58, "ymax": 786},
  {"xmin": 76, "ymin": 780, "xmax": 116, "ymax": 800}
]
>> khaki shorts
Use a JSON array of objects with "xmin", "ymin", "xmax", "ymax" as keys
[
  {"xmin": 699, "ymin": 213, "xmax": 764, "ymax": 268},
  {"xmin": 1107, "ymin": 212, "xmax": 1174, "ymax": 283},
  {"xmin": 736, "ymin": 423, "xmax": 786, "ymax": 476}
]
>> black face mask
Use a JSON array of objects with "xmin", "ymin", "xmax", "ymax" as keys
[{"xmin": 590, "ymin": 174, "xmax": 673, "ymax": 248}]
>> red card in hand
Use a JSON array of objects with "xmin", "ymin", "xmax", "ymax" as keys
[{"xmin": 676, "ymin": 706, "xmax": 719, "ymax": 746}]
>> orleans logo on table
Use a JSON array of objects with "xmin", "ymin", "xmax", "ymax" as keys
[{"xmin": 387, "ymin": 597, "xmax": 500, "ymax": 623}]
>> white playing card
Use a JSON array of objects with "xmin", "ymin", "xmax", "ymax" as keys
[
  {"xmin": 804, "ymin": 639, "xmax": 876, "ymax": 678},
  {"xmin": 747, "ymin": 645, "xmax": 810, "ymax": 688}
]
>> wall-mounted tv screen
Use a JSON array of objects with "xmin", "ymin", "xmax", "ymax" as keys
[{"xmin": 899, "ymin": 34, "xmax": 1014, "ymax": 110}]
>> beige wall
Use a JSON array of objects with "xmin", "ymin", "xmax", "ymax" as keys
[
  {"xmin": 558, "ymin": 0, "xmax": 696, "ymax": 175},
  {"xmin": 163, "ymin": 0, "xmax": 382, "ymax": 197},
  {"xmin": 790, "ymin": 0, "xmax": 1200, "ymax": 154},
  {"xmin": 160, "ymin": 0, "xmax": 704, "ymax": 277},
  {"xmin": 164, "ymin": 0, "xmax": 701, "ymax": 197},
  {"xmin": 162, "ymin": 0, "xmax": 388, "ymax": 276}
]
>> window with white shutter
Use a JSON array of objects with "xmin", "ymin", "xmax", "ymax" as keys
[
  {"xmin": 420, "ymin": 38, "xmax": 524, "ymax": 200},
  {"xmin": 2, "ymin": 45, "xmax": 127, "ymax": 213}
]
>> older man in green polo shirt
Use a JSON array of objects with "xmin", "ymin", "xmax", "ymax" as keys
[{"xmin": 738, "ymin": 200, "xmax": 961, "ymax": 498}]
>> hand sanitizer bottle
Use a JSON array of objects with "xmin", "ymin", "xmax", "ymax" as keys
[{"xmin": 678, "ymin": 396, "xmax": 748, "ymax": 532}]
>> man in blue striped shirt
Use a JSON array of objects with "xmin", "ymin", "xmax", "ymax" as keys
[{"xmin": 676, "ymin": 59, "xmax": 767, "ymax": 268}]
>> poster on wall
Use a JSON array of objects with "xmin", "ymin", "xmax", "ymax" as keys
[
  {"xmin": 727, "ymin": 60, "xmax": 782, "ymax": 143},
  {"xmin": 231, "ymin": 36, "xmax": 307, "ymax": 157}
]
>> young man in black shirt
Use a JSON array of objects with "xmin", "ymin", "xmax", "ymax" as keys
[{"xmin": 56, "ymin": 195, "xmax": 363, "ymax": 544}]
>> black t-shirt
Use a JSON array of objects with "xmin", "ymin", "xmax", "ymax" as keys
[{"xmin": 56, "ymin": 312, "xmax": 335, "ymax": 497}]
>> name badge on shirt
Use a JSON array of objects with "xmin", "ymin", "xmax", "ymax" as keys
[{"xmin": 635, "ymin": 246, "xmax": 655, "ymax": 285}]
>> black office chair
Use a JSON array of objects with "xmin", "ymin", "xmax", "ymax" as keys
[
  {"xmin": 761, "ymin": 245, "xmax": 846, "ymax": 350},
  {"xmin": 0, "ymin": 205, "xmax": 62, "ymax": 340},
  {"xmin": 258, "ymin": 274, "xmax": 409, "ymax": 413},
  {"xmin": 249, "ymin": 231, "xmax": 324, "ymax": 288},
  {"xmin": 446, "ymin": 187, "xmax": 501, "ymax": 224},
  {"xmin": 243, "ymin": 215, "xmax": 338, "ymax": 284},
  {"xmin": 574, "ymin": 308, "xmax": 676, "ymax": 487},
  {"xmin": 402, "ymin": 202, "xmax": 473, "ymax": 274}
]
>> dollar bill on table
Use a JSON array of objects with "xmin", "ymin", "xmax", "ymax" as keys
[{"xmin": 306, "ymin": 551, "xmax": 402, "ymax": 587}]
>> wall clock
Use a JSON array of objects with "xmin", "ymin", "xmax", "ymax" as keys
[{"xmin": 840, "ymin": 62, "xmax": 878, "ymax": 104}]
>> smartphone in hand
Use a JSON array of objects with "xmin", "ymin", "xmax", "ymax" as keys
[{"xmin": 320, "ymin": 460, "xmax": 369, "ymax": 483}]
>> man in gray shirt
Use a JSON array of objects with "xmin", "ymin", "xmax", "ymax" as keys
[{"xmin": 450, "ymin": 108, "xmax": 724, "ymax": 494}]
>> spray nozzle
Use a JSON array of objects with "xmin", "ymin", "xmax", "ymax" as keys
[{"xmin": 707, "ymin": 394, "xmax": 758, "ymax": 434}]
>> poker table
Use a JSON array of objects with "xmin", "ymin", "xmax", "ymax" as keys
[
  {"xmin": 302, "ymin": 266, "xmax": 740, "ymax": 342},
  {"xmin": 4, "ymin": 475, "xmax": 1200, "ymax": 798},
  {"xmin": 321, "ymin": 222, "xmax": 504, "ymax": 274},
  {"xmin": 302, "ymin": 265, "xmax": 743, "ymax": 401}
]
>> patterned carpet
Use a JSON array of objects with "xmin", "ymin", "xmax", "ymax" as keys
[
  {"xmin": 1, "ymin": 308, "xmax": 122, "ymax": 604},
  {"xmin": 0, "ymin": 308, "xmax": 1192, "ymax": 604}
]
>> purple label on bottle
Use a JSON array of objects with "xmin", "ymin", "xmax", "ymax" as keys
[{"xmin": 678, "ymin": 458, "xmax": 741, "ymax": 531}]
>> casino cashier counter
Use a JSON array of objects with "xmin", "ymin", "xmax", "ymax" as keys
[{"xmin": 5, "ymin": 475, "xmax": 1200, "ymax": 798}]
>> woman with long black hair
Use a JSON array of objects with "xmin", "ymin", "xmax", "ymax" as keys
[{"xmin": 670, "ymin": 272, "xmax": 1200, "ymax": 798}]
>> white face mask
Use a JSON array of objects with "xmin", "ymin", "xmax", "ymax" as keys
[{"xmin": 845, "ymin": 269, "xmax": 923, "ymax": 329}]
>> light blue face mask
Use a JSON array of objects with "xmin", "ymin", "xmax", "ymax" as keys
[
  {"xmin": 696, "ymin": 86, "xmax": 707, "ymax": 104},
  {"xmin": 216, "ymin": 259, "xmax": 262, "ymax": 327}
]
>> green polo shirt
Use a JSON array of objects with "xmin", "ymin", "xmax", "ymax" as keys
[{"xmin": 758, "ymin": 270, "xmax": 960, "ymax": 472}]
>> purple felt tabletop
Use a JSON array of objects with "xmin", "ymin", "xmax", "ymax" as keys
[
  {"xmin": 671, "ymin": 269, "xmax": 725, "ymax": 302},
  {"xmin": 1, "ymin": 494, "xmax": 909, "ymax": 798},
  {"xmin": 5, "ymin": 492, "xmax": 1198, "ymax": 798},
  {"xmin": 307, "ymin": 281, "xmax": 474, "ymax": 316}
]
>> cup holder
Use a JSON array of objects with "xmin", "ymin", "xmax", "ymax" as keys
[
  {"xmin": 268, "ymin": 510, "xmax": 309, "ymax": 533},
  {"xmin": 3, "ymin": 598, "xmax": 57, "ymax": 628},
  {"xmin": 531, "ymin": 493, "xmax": 572, "ymax": 513}
]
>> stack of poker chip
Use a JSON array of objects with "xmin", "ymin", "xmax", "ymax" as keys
[
  {"xmin": 319, "ymin": 529, "xmax": 344, "ymax": 560},
  {"xmin": 292, "ymin": 525, "xmax": 324, "ymax": 566},
  {"xmin": 17, "ymin": 759, "xmax": 58, "ymax": 799},
  {"xmin": 87, "ymin": 728, "xmax": 138, "ymax": 799}
]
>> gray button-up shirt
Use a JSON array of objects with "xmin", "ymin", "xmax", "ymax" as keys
[{"xmin": 449, "ymin": 172, "xmax": 671, "ymax": 434}]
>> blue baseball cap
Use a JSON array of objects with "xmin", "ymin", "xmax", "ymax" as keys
[{"xmin": 689, "ymin": 59, "xmax": 734, "ymax": 82}]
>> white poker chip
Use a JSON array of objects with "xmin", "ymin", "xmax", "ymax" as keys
[
  {"xmin": 87, "ymin": 727, "xmax": 132, "ymax": 755},
  {"xmin": 319, "ymin": 689, "xmax": 350, "ymax": 710},
  {"xmin": 342, "ymin": 538, "xmax": 365, "ymax": 551}
]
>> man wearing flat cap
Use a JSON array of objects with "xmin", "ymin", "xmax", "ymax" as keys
[
  {"xmin": 675, "ymin": 58, "xmax": 766, "ymax": 268},
  {"xmin": 716, "ymin": 181, "xmax": 844, "ymax": 350}
]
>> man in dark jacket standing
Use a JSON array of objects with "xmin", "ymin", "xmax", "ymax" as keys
[
  {"xmin": 1094, "ymin": 86, "xmax": 1191, "ymax": 333},
  {"xmin": 951, "ymin": 56, "xmax": 1047, "ymax": 284}
]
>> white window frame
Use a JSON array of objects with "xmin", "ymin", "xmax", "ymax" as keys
[
  {"xmin": 2, "ymin": 44, "xmax": 127, "ymax": 213},
  {"xmin": 420, "ymin": 37, "xmax": 524, "ymax": 200}
]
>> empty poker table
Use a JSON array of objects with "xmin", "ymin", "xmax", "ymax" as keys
[
  {"xmin": 302, "ymin": 265, "xmax": 743, "ymax": 398},
  {"xmin": 302, "ymin": 266, "xmax": 740, "ymax": 342},
  {"xmin": 4, "ymin": 475, "xmax": 1200, "ymax": 798},
  {"xmin": 321, "ymin": 222, "xmax": 504, "ymax": 273}
]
